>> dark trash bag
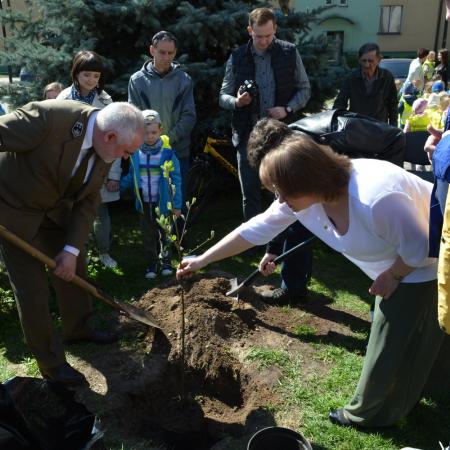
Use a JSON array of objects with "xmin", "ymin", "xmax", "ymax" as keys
[
  {"xmin": 0, "ymin": 377, "xmax": 104, "ymax": 450},
  {"xmin": 289, "ymin": 109, "xmax": 405, "ymax": 167}
]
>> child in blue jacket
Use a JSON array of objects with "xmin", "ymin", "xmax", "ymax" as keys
[{"xmin": 121, "ymin": 110, "xmax": 182, "ymax": 279}]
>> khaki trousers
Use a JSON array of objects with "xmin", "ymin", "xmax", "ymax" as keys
[{"xmin": 0, "ymin": 218, "xmax": 92, "ymax": 370}]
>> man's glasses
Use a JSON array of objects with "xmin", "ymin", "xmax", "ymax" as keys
[
  {"xmin": 360, "ymin": 59, "xmax": 376, "ymax": 63},
  {"xmin": 273, "ymin": 185, "xmax": 281, "ymax": 199}
]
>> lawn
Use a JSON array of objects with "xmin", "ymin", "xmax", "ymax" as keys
[{"xmin": 0, "ymin": 190, "xmax": 449, "ymax": 450}]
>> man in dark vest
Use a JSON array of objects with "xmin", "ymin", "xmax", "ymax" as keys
[{"xmin": 219, "ymin": 7, "xmax": 312, "ymax": 305}]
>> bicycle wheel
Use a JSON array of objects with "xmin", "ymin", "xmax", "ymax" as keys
[{"xmin": 185, "ymin": 156, "xmax": 216, "ymax": 225}]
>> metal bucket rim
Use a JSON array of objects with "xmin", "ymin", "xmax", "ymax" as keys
[{"xmin": 247, "ymin": 426, "xmax": 312, "ymax": 450}]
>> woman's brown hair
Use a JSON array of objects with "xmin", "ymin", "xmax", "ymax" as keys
[
  {"xmin": 259, "ymin": 134, "xmax": 352, "ymax": 203},
  {"xmin": 71, "ymin": 50, "xmax": 105, "ymax": 94}
]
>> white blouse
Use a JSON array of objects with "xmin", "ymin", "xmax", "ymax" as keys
[{"xmin": 237, "ymin": 159, "xmax": 437, "ymax": 283}]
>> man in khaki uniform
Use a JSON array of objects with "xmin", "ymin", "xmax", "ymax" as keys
[{"xmin": 0, "ymin": 100, "xmax": 144, "ymax": 386}]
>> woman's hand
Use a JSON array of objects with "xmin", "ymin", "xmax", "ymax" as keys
[
  {"xmin": 258, "ymin": 253, "xmax": 277, "ymax": 276},
  {"xmin": 424, "ymin": 125, "xmax": 450, "ymax": 162},
  {"xmin": 368, "ymin": 269, "xmax": 400, "ymax": 299},
  {"xmin": 176, "ymin": 256, "xmax": 206, "ymax": 280}
]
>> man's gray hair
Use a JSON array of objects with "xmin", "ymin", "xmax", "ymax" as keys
[{"xmin": 96, "ymin": 102, "xmax": 144, "ymax": 143}]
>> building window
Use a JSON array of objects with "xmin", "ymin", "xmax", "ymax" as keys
[
  {"xmin": 379, "ymin": 5, "xmax": 403, "ymax": 34},
  {"xmin": 325, "ymin": 0, "xmax": 333, "ymax": 5},
  {"xmin": 338, "ymin": 0, "xmax": 348, "ymax": 6}
]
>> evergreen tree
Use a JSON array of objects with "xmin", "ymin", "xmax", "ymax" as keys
[{"xmin": 0, "ymin": 0, "xmax": 341, "ymax": 132}]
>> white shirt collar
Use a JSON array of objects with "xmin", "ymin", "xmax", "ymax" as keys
[{"xmin": 81, "ymin": 110, "xmax": 98, "ymax": 150}]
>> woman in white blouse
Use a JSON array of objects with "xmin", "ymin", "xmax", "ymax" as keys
[{"xmin": 177, "ymin": 132, "xmax": 447, "ymax": 428}]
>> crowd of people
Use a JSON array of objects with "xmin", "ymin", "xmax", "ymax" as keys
[{"xmin": 0, "ymin": 2, "xmax": 449, "ymax": 440}]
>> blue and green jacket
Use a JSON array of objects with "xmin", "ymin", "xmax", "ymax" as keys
[{"xmin": 120, "ymin": 135, "xmax": 182, "ymax": 215}]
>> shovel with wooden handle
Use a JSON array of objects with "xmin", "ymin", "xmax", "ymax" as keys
[
  {"xmin": 226, "ymin": 235, "xmax": 317, "ymax": 298},
  {"xmin": 0, "ymin": 224, "xmax": 164, "ymax": 332}
]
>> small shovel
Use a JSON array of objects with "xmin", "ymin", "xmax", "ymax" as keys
[
  {"xmin": 0, "ymin": 224, "xmax": 164, "ymax": 331},
  {"xmin": 226, "ymin": 235, "xmax": 317, "ymax": 298}
]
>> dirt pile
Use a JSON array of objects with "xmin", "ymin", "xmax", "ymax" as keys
[{"xmin": 75, "ymin": 274, "xmax": 364, "ymax": 449}]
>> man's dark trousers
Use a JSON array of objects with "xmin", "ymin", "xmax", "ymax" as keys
[{"xmin": 281, "ymin": 221, "xmax": 313, "ymax": 293}]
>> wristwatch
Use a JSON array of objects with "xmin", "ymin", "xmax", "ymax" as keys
[{"xmin": 285, "ymin": 105, "xmax": 293, "ymax": 115}]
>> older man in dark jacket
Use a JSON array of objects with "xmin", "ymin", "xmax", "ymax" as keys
[{"xmin": 333, "ymin": 42, "xmax": 398, "ymax": 127}]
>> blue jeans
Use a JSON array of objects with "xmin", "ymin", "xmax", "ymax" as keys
[
  {"xmin": 280, "ymin": 221, "xmax": 313, "ymax": 292},
  {"xmin": 236, "ymin": 139, "xmax": 262, "ymax": 220},
  {"xmin": 435, "ymin": 178, "xmax": 449, "ymax": 215}
]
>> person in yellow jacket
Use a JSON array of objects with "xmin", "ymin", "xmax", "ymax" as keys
[
  {"xmin": 439, "ymin": 189, "xmax": 450, "ymax": 332},
  {"xmin": 423, "ymin": 50, "xmax": 436, "ymax": 81},
  {"xmin": 404, "ymin": 98, "xmax": 430, "ymax": 132},
  {"xmin": 398, "ymin": 82, "xmax": 419, "ymax": 128}
]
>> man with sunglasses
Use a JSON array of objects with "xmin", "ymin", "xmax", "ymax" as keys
[{"xmin": 333, "ymin": 42, "xmax": 398, "ymax": 127}]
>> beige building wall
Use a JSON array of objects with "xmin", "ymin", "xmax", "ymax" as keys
[
  {"xmin": 378, "ymin": 0, "xmax": 445, "ymax": 54},
  {"xmin": 2, "ymin": 0, "xmax": 27, "ymax": 12}
]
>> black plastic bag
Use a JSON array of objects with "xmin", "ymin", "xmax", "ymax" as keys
[
  {"xmin": 0, "ymin": 377, "xmax": 104, "ymax": 450},
  {"xmin": 289, "ymin": 109, "xmax": 405, "ymax": 167}
]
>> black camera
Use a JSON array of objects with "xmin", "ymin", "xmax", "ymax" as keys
[{"xmin": 238, "ymin": 79, "xmax": 259, "ymax": 98}]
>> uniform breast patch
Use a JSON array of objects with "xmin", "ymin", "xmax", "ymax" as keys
[{"xmin": 71, "ymin": 121, "xmax": 84, "ymax": 138}]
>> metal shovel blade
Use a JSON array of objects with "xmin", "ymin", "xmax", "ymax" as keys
[
  {"xmin": 92, "ymin": 285, "xmax": 164, "ymax": 331},
  {"xmin": 119, "ymin": 303, "xmax": 161, "ymax": 329},
  {"xmin": 226, "ymin": 269, "xmax": 259, "ymax": 298},
  {"xmin": 226, "ymin": 236, "xmax": 317, "ymax": 298}
]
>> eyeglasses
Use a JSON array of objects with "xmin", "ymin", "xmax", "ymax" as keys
[
  {"xmin": 273, "ymin": 185, "xmax": 281, "ymax": 199},
  {"xmin": 360, "ymin": 59, "xmax": 377, "ymax": 63}
]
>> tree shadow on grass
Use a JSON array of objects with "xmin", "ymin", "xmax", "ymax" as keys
[{"xmin": 300, "ymin": 291, "xmax": 371, "ymax": 334}]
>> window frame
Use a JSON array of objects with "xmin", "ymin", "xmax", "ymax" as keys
[{"xmin": 378, "ymin": 5, "xmax": 403, "ymax": 35}]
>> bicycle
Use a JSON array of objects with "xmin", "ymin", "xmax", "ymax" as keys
[{"xmin": 186, "ymin": 130, "xmax": 239, "ymax": 224}]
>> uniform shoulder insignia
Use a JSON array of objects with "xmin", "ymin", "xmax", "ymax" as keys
[{"xmin": 71, "ymin": 120, "xmax": 84, "ymax": 138}]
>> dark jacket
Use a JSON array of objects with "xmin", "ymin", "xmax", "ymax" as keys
[
  {"xmin": 333, "ymin": 67, "xmax": 398, "ymax": 127},
  {"xmin": 434, "ymin": 63, "xmax": 449, "ymax": 87},
  {"xmin": 230, "ymin": 38, "xmax": 297, "ymax": 143}
]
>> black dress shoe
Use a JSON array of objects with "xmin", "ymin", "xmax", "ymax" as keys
[
  {"xmin": 329, "ymin": 408, "xmax": 353, "ymax": 427},
  {"xmin": 64, "ymin": 329, "xmax": 118, "ymax": 345},
  {"xmin": 40, "ymin": 363, "xmax": 87, "ymax": 387},
  {"xmin": 260, "ymin": 287, "xmax": 307, "ymax": 305}
]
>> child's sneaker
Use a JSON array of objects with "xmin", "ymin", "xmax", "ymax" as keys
[
  {"xmin": 99, "ymin": 253, "xmax": 118, "ymax": 269},
  {"xmin": 161, "ymin": 263, "xmax": 173, "ymax": 277},
  {"xmin": 145, "ymin": 264, "xmax": 158, "ymax": 279}
]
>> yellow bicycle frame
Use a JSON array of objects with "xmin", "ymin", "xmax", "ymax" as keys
[{"xmin": 203, "ymin": 137, "xmax": 239, "ymax": 179}]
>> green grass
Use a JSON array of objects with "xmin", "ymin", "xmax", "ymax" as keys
[
  {"xmin": 294, "ymin": 323, "xmax": 317, "ymax": 337},
  {"xmin": 246, "ymin": 346, "xmax": 291, "ymax": 369},
  {"xmin": 0, "ymin": 191, "xmax": 449, "ymax": 450}
]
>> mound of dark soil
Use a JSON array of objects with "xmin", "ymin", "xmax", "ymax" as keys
[{"xmin": 73, "ymin": 274, "xmax": 366, "ymax": 449}]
